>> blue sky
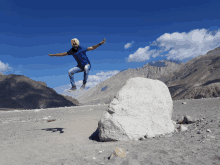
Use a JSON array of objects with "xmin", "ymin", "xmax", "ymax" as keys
[{"xmin": 1, "ymin": 0, "xmax": 220, "ymax": 98}]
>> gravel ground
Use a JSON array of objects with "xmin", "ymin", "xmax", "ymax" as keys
[{"xmin": 0, "ymin": 97, "xmax": 220, "ymax": 165}]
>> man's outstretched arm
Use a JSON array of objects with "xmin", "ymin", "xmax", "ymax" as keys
[
  {"xmin": 48, "ymin": 52, "xmax": 68, "ymax": 56},
  {"xmin": 87, "ymin": 38, "xmax": 106, "ymax": 51}
]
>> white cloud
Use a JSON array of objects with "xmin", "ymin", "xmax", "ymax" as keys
[
  {"xmin": 127, "ymin": 28, "xmax": 220, "ymax": 62},
  {"xmin": 127, "ymin": 46, "xmax": 150, "ymax": 62},
  {"xmin": 79, "ymin": 70, "xmax": 119, "ymax": 87},
  {"xmin": 0, "ymin": 63, "xmax": 26, "ymax": 75},
  {"xmin": 0, "ymin": 61, "xmax": 11, "ymax": 73},
  {"xmin": 124, "ymin": 41, "xmax": 134, "ymax": 49}
]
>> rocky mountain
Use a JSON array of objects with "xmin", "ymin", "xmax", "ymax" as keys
[
  {"xmin": 160, "ymin": 46, "xmax": 220, "ymax": 100},
  {"xmin": 0, "ymin": 74, "xmax": 80, "ymax": 110},
  {"xmin": 76, "ymin": 59, "xmax": 185, "ymax": 105},
  {"xmin": 77, "ymin": 47, "xmax": 220, "ymax": 105}
]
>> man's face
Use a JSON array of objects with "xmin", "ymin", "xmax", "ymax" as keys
[{"xmin": 72, "ymin": 40, "xmax": 79, "ymax": 49}]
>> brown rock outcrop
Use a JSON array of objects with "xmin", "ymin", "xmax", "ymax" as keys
[
  {"xmin": 0, "ymin": 74, "xmax": 80, "ymax": 110},
  {"xmin": 163, "ymin": 46, "xmax": 220, "ymax": 100}
]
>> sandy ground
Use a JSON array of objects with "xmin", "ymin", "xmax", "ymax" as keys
[{"xmin": 0, "ymin": 98, "xmax": 220, "ymax": 165}]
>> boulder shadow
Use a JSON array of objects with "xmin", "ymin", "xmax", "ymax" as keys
[
  {"xmin": 89, "ymin": 127, "xmax": 101, "ymax": 142},
  {"xmin": 41, "ymin": 127, "xmax": 64, "ymax": 133}
]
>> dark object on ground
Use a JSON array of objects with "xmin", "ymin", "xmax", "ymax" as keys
[{"xmin": 47, "ymin": 119, "xmax": 56, "ymax": 122}]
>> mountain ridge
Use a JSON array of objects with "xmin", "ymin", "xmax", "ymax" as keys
[
  {"xmin": 76, "ymin": 59, "xmax": 185, "ymax": 105},
  {"xmin": 77, "ymin": 46, "xmax": 220, "ymax": 105}
]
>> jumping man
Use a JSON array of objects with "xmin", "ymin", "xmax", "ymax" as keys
[{"xmin": 48, "ymin": 38, "xmax": 106, "ymax": 92}]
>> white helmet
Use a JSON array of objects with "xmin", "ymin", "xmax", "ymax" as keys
[{"xmin": 71, "ymin": 38, "xmax": 80, "ymax": 45}]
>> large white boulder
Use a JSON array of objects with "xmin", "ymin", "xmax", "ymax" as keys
[{"xmin": 98, "ymin": 77, "xmax": 174, "ymax": 141}]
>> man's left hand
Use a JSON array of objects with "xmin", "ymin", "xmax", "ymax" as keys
[{"xmin": 100, "ymin": 38, "xmax": 106, "ymax": 45}]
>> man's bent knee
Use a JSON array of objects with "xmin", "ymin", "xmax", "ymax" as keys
[
  {"xmin": 68, "ymin": 71, "xmax": 74, "ymax": 76},
  {"xmin": 84, "ymin": 65, "xmax": 90, "ymax": 71}
]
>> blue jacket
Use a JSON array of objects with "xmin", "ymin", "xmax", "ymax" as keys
[{"xmin": 67, "ymin": 46, "xmax": 91, "ymax": 70}]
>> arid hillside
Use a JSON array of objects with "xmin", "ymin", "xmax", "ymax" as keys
[
  {"xmin": 161, "ymin": 46, "xmax": 220, "ymax": 100},
  {"xmin": 0, "ymin": 74, "xmax": 80, "ymax": 110},
  {"xmin": 77, "ymin": 47, "xmax": 220, "ymax": 105},
  {"xmin": 76, "ymin": 60, "xmax": 185, "ymax": 105}
]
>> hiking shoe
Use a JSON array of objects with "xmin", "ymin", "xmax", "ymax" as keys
[
  {"xmin": 80, "ymin": 84, "xmax": 86, "ymax": 90},
  {"xmin": 67, "ymin": 85, "xmax": 77, "ymax": 92}
]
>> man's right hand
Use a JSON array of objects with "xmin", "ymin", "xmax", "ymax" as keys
[{"xmin": 48, "ymin": 53, "xmax": 54, "ymax": 56}]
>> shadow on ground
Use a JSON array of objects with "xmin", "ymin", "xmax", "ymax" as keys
[
  {"xmin": 41, "ymin": 128, "xmax": 64, "ymax": 133},
  {"xmin": 89, "ymin": 128, "xmax": 100, "ymax": 142}
]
